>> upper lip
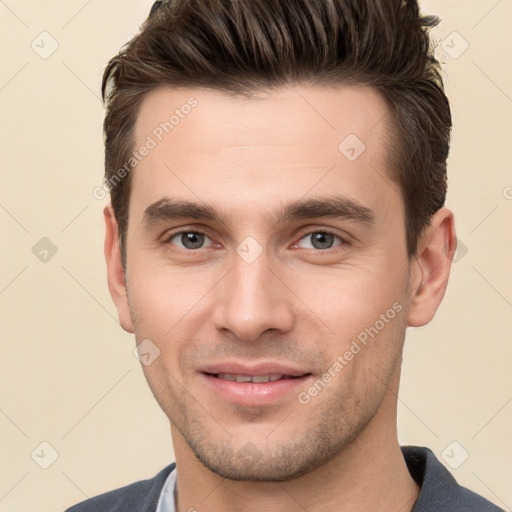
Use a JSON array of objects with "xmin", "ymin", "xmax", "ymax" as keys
[{"xmin": 200, "ymin": 361, "xmax": 310, "ymax": 377}]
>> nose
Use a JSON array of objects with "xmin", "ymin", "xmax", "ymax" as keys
[{"xmin": 211, "ymin": 252, "xmax": 295, "ymax": 342}]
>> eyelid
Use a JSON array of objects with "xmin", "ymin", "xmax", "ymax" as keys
[
  {"xmin": 162, "ymin": 227, "xmax": 214, "ymax": 247},
  {"xmin": 292, "ymin": 228, "xmax": 349, "ymax": 250}
]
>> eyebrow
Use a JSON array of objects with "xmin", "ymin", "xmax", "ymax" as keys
[{"xmin": 142, "ymin": 195, "xmax": 376, "ymax": 228}]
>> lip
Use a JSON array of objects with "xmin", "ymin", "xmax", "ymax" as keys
[
  {"xmin": 199, "ymin": 361, "xmax": 312, "ymax": 407},
  {"xmin": 200, "ymin": 361, "xmax": 309, "ymax": 377}
]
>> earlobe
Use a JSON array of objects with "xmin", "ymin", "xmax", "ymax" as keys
[
  {"xmin": 407, "ymin": 207, "xmax": 457, "ymax": 327},
  {"xmin": 104, "ymin": 204, "xmax": 134, "ymax": 333}
]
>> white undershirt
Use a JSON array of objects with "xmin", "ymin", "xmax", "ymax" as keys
[{"xmin": 155, "ymin": 467, "xmax": 177, "ymax": 512}]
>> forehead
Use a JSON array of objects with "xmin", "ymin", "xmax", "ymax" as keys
[
  {"xmin": 130, "ymin": 84, "xmax": 398, "ymax": 223},
  {"xmin": 134, "ymin": 84, "xmax": 390, "ymax": 151}
]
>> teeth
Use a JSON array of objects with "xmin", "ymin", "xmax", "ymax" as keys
[{"xmin": 217, "ymin": 373, "xmax": 286, "ymax": 383}]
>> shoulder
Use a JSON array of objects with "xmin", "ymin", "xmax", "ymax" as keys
[
  {"xmin": 401, "ymin": 446, "xmax": 504, "ymax": 512},
  {"xmin": 64, "ymin": 462, "xmax": 176, "ymax": 512}
]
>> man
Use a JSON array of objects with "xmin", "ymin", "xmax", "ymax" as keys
[{"xmin": 65, "ymin": 0, "xmax": 503, "ymax": 510}]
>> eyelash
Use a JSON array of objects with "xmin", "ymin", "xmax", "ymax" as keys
[
  {"xmin": 162, "ymin": 229, "xmax": 216, "ymax": 249},
  {"xmin": 162, "ymin": 228, "xmax": 348, "ymax": 252}
]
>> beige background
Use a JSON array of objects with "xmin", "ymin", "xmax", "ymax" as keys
[{"xmin": 1, "ymin": 1, "xmax": 511, "ymax": 511}]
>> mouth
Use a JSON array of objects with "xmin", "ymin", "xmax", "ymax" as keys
[{"xmin": 205, "ymin": 372, "xmax": 306, "ymax": 383}]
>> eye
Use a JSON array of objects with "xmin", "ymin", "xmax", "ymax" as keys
[
  {"xmin": 164, "ymin": 230, "xmax": 214, "ymax": 250},
  {"xmin": 296, "ymin": 231, "xmax": 344, "ymax": 250}
]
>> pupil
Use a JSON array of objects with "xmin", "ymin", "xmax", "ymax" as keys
[
  {"xmin": 182, "ymin": 232, "xmax": 204, "ymax": 249},
  {"xmin": 312, "ymin": 232, "xmax": 334, "ymax": 249}
]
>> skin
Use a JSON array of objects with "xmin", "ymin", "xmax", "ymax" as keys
[{"xmin": 104, "ymin": 84, "xmax": 456, "ymax": 512}]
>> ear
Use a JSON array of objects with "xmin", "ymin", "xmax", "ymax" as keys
[
  {"xmin": 407, "ymin": 207, "xmax": 457, "ymax": 327},
  {"xmin": 104, "ymin": 204, "xmax": 134, "ymax": 333}
]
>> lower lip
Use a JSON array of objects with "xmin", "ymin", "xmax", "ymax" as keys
[{"xmin": 201, "ymin": 373, "xmax": 312, "ymax": 406}]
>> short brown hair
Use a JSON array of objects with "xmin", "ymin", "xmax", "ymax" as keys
[{"xmin": 102, "ymin": 0, "xmax": 451, "ymax": 269}]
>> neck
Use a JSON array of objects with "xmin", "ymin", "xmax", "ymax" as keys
[{"xmin": 171, "ymin": 396, "xmax": 419, "ymax": 512}]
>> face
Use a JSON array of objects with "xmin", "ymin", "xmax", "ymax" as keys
[{"xmin": 107, "ymin": 84, "xmax": 432, "ymax": 481}]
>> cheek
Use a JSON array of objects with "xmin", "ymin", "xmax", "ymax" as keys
[
  {"xmin": 126, "ymin": 263, "xmax": 217, "ymax": 355},
  {"xmin": 289, "ymin": 260, "xmax": 408, "ymax": 341},
  {"xmin": 128, "ymin": 259, "xmax": 195, "ymax": 310}
]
